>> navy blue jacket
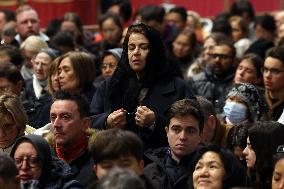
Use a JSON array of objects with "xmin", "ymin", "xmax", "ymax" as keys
[
  {"xmin": 143, "ymin": 147, "xmax": 196, "ymax": 189},
  {"xmin": 90, "ymin": 77, "xmax": 195, "ymax": 150}
]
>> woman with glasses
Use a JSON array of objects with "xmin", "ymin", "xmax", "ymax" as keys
[
  {"xmin": 10, "ymin": 134, "xmax": 82, "ymax": 189},
  {"xmin": 93, "ymin": 48, "xmax": 122, "ymax": 88},
  {"xmin": 91, "ymin": 22, "xmax": 194, "ymax": 150},
  {"xmin": 272, "ymin": 145, "xmax": 284, "ymax": 189},
  {"xmin": 243, "ymin": 121, "xmax": 284, "ymax": 188}
]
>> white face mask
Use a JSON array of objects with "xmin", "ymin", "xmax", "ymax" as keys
[{"xmin": 223, "ymin": 101, "xmax": 248, "ymax": 125}]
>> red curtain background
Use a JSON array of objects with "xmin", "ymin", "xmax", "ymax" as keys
[
  {"xmin": 0, "ymin": 0, "xmax": 281, "ymax": 28},
  {"xmin": 131, "ymin": 0, "xmax": 280, "ymax": 17}
]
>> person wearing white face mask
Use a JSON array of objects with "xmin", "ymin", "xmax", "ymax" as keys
[
  {"xmin": 224, "ymin": 100, "xmax": 248, "ymax": 125},
  {"xmin": 223, "ymin": 83, "xmax": 264, "ymax": 126}
]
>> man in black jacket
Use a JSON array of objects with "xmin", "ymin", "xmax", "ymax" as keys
[
  {"xmin": 188, "ymin": 39, "xmax": 236, "ymax": 115},
  {"xmin": 143, "ymin": 99, "xmax": 204, "ymax": 189}
]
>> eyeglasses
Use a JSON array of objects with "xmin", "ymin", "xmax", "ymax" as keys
[
  {"xmin": 277, "ymin": 145, "xmax": 284, "ymax": 153},
  {"xmin": 263, "ymin": 67, "xmax": 284, "ymax": 75},
  {"xmin": 14, "ymin": 156, "xmax": 40, "ymax": 168},
  {"xmin": 208, "ymin": 53, "xmax": 233, "ymax": 60}
]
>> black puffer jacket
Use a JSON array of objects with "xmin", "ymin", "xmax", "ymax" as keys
[
  {"xmin": 46, "ymin": 156, "xmax": 83, "ymax": 189},
  {"xmin": 143, "ymin": 147, "xmax": 196, "ymax": 189}
]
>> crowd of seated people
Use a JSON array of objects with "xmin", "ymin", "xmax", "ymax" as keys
[{"xmin": 0, "ymin": 0, "xmax": 284, "ymax": 188}]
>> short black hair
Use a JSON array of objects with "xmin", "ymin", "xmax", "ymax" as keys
[
  {"xmin": 0, "ymin": 154, "xmax": 18, "ymax": 182},
  {"xmin": 196, "ymin": 96, "xmax": 216, "ymax": 120},
  {"xmin": 53, "ymin": 90, "xmax": 90, "ymax": 118},
  {"xmin": 101, "ymin": 0, "xmax": 132, "ymax": 22},
  {"xmin": 0, "ymin": 45, "xmax": 23, "ymax": 66},
  {"xmin": 140, "ymin": 5, "xmax": 165, "ymax": 23},
  {"xmin": 212, "ymin": 17, "xmax": 232, "ymax": 38},
  {"xmin": 0, "ymin": 9, "xmax": 15, "ymax": 22},
  {"xmin": 167, "ymin": 99, "xmax": 204, "ymax": 133},
  {"xmin": 168, "ymin": 6, "xmax": 188, "ymax": 23},
  {"xmin": 266, "ymin": 46, "xmax": 284, "ymax": 64},
  {"xmin": 109, "ymin": 0, "xmax": 132, "ymax": 22},
  {"xmin": 0, "ymin": 62, "xmax": 23, "ymax": 84},
  {"xmin": 99, "ymin": 12, "xmax": 123, "ymax": 30},
  {"xmin": 215, "ymin": 37, "xmax": 236, "ymax": 59},
  {"xmin": 89, "ymin": 129, "xmax": 144, "ymax": 164},
  {"xmin": 50, "ymin": 30, "xmax": 75, "ymax": 52},
  {"xmin": 255, "ymin": 14, "xmax": 276, "ymax": 34}
]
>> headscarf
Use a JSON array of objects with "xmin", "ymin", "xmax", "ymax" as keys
[
  {"xmin": 226, "ymin": 83, "xmax": 264, "ymax": 121},
  {"xmin": 10, "ymin": 134, "xmax": 52, "ymax": 187}
]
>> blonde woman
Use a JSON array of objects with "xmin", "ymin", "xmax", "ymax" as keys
[
  {"xmin": 20, "ymin": 35, "xmax": 48, "ymax": 81},
  {"xmin": 0, "ymin": 93, "xmax": 34, "ymax": 154}
]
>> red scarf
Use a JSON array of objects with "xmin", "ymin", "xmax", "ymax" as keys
[{"xmin": 55, "ymin": 134, "xmax": 88, "ymax": 163}]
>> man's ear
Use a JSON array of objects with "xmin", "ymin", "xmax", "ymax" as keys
[
  {"xmin": 140, "ymin": 159, "xmax": 144, "ymax": 169},
  {"xmin": 93, "ymin": 164, "xmax": 98, "ymax": 175},
  {"xmin": 165, "ymin": 126, "xmax": 169, "ymax": 133},
  {"xmin": 207, "ymin": 115, "xmax": 217, "ymax": 130},
  {"xmin": 82, "ymin": 117, "xmax": 91, "ymax": 130},
  {"xmin": 137, "ymin": 160, "xmax": 144, "ymax": 175}
]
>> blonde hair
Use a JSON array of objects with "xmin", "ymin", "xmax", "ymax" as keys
[
  {"xmin": 16, "ymin": 5, "xmax": 35, "ymax": 16},
  {"xmin": 0, "ymin": 93, "xmax": 27, "ymax": 135},
  {"xmin": 20, "ymin": 35, "xmax": 48, "ymax": 53}
]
